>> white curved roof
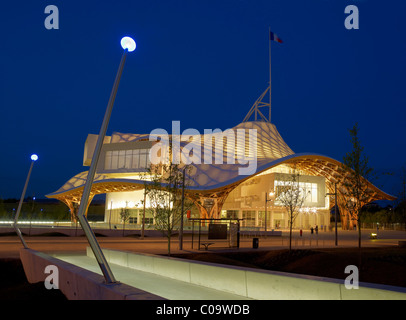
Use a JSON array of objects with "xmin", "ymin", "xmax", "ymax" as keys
[
  {"xmin": 181, "ymin": 121, "xmax": 294, "ymax": 189},
  {"xmin": 47, "ymin": 121, "xmax": 395, "ymax": 202}
]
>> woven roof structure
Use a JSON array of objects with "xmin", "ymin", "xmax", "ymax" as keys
[{"xmin": 47, "ymin": 120, "xmax": 395, "ymax": 218}]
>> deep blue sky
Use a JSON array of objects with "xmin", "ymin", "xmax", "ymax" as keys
[{"xmin": 1, "ymin": 0, "xmax": 405, "ymax": 200}]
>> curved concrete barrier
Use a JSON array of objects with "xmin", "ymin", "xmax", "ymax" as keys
[
  {"xmin": 20, "ymin": 248, "xmax": 165, "ymax": 300},
  {"xmin": 91, "ymin": 248, "xmax": 406, "ymax": 300},
  {"xmin": 19, "ymin": 246, "xmax": 406, "ymax": 300}
]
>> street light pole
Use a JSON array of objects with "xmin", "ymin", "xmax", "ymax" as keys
[
  {"xmin": 141, "ymin": 188, "xmax": 146, "ymax": 239},
  {"xmin": 13, "ymin": 154, "xmax": 38, "ymax": 248},
  {"xmin": 76, "ymin": 36, "xmax": 136, "ymax": 284},
  {"xmin": 265, "ymin": 192, "xmax": 268, "ymax": 232},
  {"xmin": 264, "ymin": 191, "xmax": 275, "ymax": 233},
  {"xmin": 179, "ymin": 167, "xmax": 186, "ymax": 250}
]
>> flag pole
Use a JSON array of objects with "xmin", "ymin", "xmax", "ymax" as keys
[{"xmin": 268, "ymin": 27, "xmax": 272, "ymax": 122}]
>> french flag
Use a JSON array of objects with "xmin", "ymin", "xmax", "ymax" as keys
[{"xmin": 270, "ymin": 31, "xmax": 283, "ymax": 43}]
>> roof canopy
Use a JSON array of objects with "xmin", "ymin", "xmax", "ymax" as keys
[{"xmin": 47, "ymin": 121, "xmax": 395, "ymax": 203}]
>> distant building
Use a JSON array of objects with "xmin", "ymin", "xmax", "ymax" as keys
[{"xmin": 47, "ymin": 88, "xmax": 395, "ymax": 230}]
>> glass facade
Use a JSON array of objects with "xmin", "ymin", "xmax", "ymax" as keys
[
  {"xmin": 225, "ymin": 210, "xmax": 239, "ymax": 219},
  {"xmin": 242, "ymin": 210, "xmax": 256, "ymax": 227},
  {"xmin": 274, "ymin": 180, "xmax": 318, "ymax": 204},
  {"xmin": 105, "ymin": 149, "xmax": 150, "ymax": 170}
]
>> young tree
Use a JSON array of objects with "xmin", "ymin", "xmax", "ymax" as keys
[
  {"xmin": 119, "ymin": 206, "xmax": 131, "ymax": 236},
  {"xmin": 275, "ymin": 170, "xmax": 308, "ymax": 251},
  {"xmin": 144, "ymin": 163, "xmax": 192, "ymax": 255},
  {"xmin": 342, "ymin": 123, "xmax": 375, "ymax": 248}
]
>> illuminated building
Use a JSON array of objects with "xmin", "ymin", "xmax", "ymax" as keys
[{"xmin": 47, "ymin": 88, "xmax": 395, "ymax": 230}]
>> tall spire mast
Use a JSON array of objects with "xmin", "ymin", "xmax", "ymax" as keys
[{"xmin": 242, "ymin": 29, "xmax": 282, "ymax": 124}]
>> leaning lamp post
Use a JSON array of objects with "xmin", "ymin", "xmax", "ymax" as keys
[
  {"xmin": 76, "ymin": 36, "xmax": 136, "ymax": 284},
  {"xmin": 13, "ymin": 154, "xmax": 39, "ymax": 248}
]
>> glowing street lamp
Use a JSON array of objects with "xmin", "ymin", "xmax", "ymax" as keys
[
  {"xmin": 121, "ymin": 36, "xmax": 136, "ymax": 52},
  {"xmin": 76, "ymin": 36, "xmax": 136, "ymax": 284},
  {"xmin": 14, "ymin": 154, "xmax": 39, "ymax": 248}
]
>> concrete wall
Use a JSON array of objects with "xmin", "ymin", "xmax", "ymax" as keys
[
  {"xmin": 83, "ymin": 134, "xmax": 111, "ymax": 166},
  {"xmin": 20, "ymin": 248, "xmax": 165, "ymax": 300},
  {"xmin": 90, "ymin": 248, "xmax": 406, "ymax": 300},
  {"xmin": 19, "ymin": 246, "xmax": 406, "ymax": 300}
]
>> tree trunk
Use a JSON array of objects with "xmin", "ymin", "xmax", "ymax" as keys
[
  {"xmin": 289, "ymin": 214, "xmax": 293, "ymax": 252},
  {"xmin": 167, "ymin": 215, "xmax": 171, "ymax": 256},
  {"xmin": 358, "ymin": 217, "xmax": 361, "ymax": 249},
  {"xmin": 168, "ymin": 234, "xmax": 171, "ymax": 256}
]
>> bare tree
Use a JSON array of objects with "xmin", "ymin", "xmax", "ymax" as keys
[
  {"xmin": 119, "ymin": 206, "xmax": 131, "ymax": 236},
  {"xmin": 275, "ymin": 170, "xmax": 308, "ymax": 251},
  {"xmin": 342, "ymin": 123, "xmax": 375, "ymax": 248},
  {"xmin": 144, "ymin": 163, "xmax": 192, "ymax": 255}
]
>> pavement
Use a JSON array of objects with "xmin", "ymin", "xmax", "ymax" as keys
[
  {"xmin": 1, "ymin": 228, "xmax": 405, "ymax": 300},
  {"xmin": 52, "ymin": 253, "xmax": 253, "ymax": 300},
  {"xmin": 1, "ymin": 228, "xmax": 405, "ymax": 259}
]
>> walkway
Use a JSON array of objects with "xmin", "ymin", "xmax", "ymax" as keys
[
  {"xmin": 1, "ymin": 229, "xmax": 405, "ymax": 259},
  {"xmin": 52, "ymin": 252, "xmax": 252, "ymax": 300}
]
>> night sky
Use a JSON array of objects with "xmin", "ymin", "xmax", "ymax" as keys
[{"xmin": 1, "ymin": 0, "xmax": 405, "ymax": 200}]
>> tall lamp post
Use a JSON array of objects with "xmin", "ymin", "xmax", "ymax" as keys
[
  {"xmin": 13, "ymin": 154, "xmax": 39, "ymax": 248},
  {"xmin": 76, "ymin": 36, "xmax": 136, "ymax": 284},
  {"xmin": 179, "ymin": 166, "xmax": 186, "ymax": 250},
  {"xmin": 264, "ymin": 191, "xmax": 275, "ymax": 232}
]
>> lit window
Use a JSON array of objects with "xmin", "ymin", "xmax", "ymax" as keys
[
  {"xmin": 132, "ymin": 149, "xmax": 140, "ymax": 169},
  {"xmin": 105, "ymin": 151, "xmax": 112, "ymax": 170},
  {"xmin": 139, "ymin": 149, "xmax": 147, "ymax": 168},
  {"xmin": 118, "ymin": 150, "xmax": 125, "ymax": 168},
  {"xmin": 125, "ymin": 150, "xmax": 133, "ymax": 169},
  {"xmin": 312, "ymin": 184, "xmax": 318, "ymax": 203},
  {"xmin": 104, "ymin": 148, "xmax": 151, "ymax": 171},
  {"xmin": 111, "ymin": 151, "xmax": 119, "ymax": 169}
]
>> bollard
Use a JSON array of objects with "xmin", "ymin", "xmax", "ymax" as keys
[{"xmin": 253, "ymin": 237, "xmax": 259, "ymax": 249}]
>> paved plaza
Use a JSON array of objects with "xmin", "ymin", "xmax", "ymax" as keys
[
  {"xmin": 1, "ymin": 228, "xmax": 405, "ymax": 259},
  {"xmin": 1, "ymin": 227, "xmax": 406, "ymax": 300}
]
